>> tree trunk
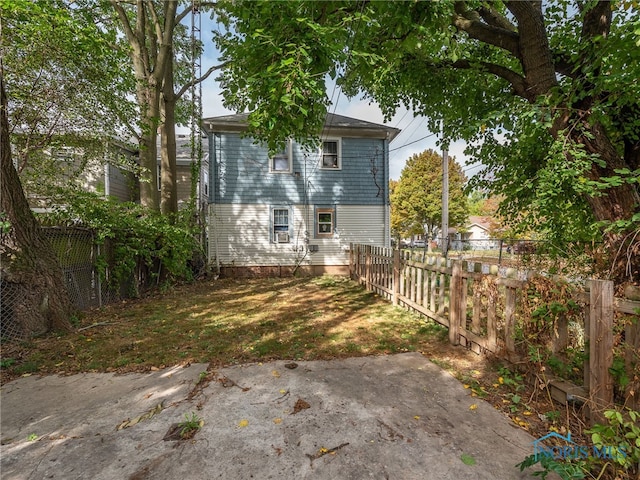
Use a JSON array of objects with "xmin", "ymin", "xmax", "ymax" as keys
[
  {"xmin": 160, "ymin": 48, "xmax": 178, "ymax": 215},
  {"xmin": 135, "ymin": 77, "xmax": 160, "ymax": 211},
  {"xmin": 1, "ymin": 69, "xmax": 73, "ymax": 337}
]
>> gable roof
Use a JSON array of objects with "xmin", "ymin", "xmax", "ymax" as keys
[
  {"xmin": 202, "ymin": 112, "xmax": 400, "ymax": 142},
  {"xmin": 468, "ymin": 216, "xmax": 492, "ymax": 232}
]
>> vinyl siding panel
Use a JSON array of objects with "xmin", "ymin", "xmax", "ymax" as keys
[
  {"xmin": 106, "ymin": 165, "xmax": 135, "ymax": 202},
  {"xmin": 209, "ymin": 203, "xmax": 309, "ymax": 267},
  {"xmin": 176, "ymin": 164, "xmax": 192, "ymax": 205},
  {"xmin": 208, "ymin": 204, "xmax": 389, "ymax": 267}
]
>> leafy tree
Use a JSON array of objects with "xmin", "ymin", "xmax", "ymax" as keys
[
  {"xmin": 159, "ymin": 12, "xmax": 224, "ymax": 215},
  {"xmin": 1, "ymin": 0, "xmax": 132, "ymax": 336},
  {"xmin": 108, "ymin": 0, "xmax": 221, "ymax": 214},
  {"xmin": 108, "ymin": 0, "xmax": 180, "ymax": 211},
  {"xmin": 214, "ymin": 0, "xmax": 640, "ymax": 281},
  {"xmin": 391, "ymin": 149, "xmax": 468, "ymax": 244}
]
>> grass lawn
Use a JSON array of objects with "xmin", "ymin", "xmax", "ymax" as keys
[{"xmin": 1, "ymin": 275, "xmax": 477, "ymax": 383}]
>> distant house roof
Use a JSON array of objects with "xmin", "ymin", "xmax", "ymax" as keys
[
  {"xmin": 468, "ymin": 216, "xmax": 492, "ymax": 232},
  {"xmin": 156, "ymin": 133, "xmax": 208, "ymax": 165},
  {"xmin": 175, "ymin": 134, "xmax": 208, "ymax": 165},
  {"xmin": 201, "ymin": 112, "xmax": 401, "ymax": 142}
]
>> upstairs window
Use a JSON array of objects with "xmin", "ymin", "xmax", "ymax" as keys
[
  {"xmin": 320, "ymin": 139, "xmax": 341, "ymax": 169},
  {"xmin": 270, "ymin": 140, "xmax": 292, "ymax": 173}
]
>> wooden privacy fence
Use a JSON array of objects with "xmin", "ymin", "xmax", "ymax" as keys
[{"xmin": 349, "ymin": 244, "xmax": 640, "ymax": 422}]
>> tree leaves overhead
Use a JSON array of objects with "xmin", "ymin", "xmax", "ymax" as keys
[
  {"xmin": 215, "ymin": 1, "xmax": 357, "ymax": 151},
  {"xmin": 2, "ymin": 0, "xmax": 135, "ymax": 143}
]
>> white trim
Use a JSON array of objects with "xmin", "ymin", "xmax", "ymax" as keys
[
  {"xmin": 320, "ymin": 138, "xmax": 341, "ymax": 170},
  {"xmin": 269, "ymin": 139, "xmax": 293, "ymax": 173}
]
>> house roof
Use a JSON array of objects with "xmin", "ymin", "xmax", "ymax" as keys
[
  {"xmin": 468, "ymin": 215, "xmax": 492, "ymax": 232},
  {"xmin": 201, "ymin": 112, "xmax": 401, "ymax": 142},
  {"xmin": 156, "ymin": 133, "xmax": 209, "ymax": 165}
]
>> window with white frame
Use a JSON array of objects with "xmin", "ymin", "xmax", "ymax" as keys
[
  {"xmin": 320, "ymin": 139, "xmax": 341, "ymax": 169},
  {"xmin": 203, "ymin": 171, "xmax": 209, "ymax": 197},
  {"xmin": 270, "ymin": 140, "xmax": 292, "ymax": 173},
  {"xmin": 272, "ymin": 208, "xmax": 290, "ymax": 243},
  {"xmin": 316, "ymin": 207, "xmax": 334, "ymax": 237}
]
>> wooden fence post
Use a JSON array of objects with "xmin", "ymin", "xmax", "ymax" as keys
[
  {"xmin": 449, "ymin": 260, "xmax": 462, "ymax": 346},
  {"xmin": 365, "ymin": 245, "xmax": 371, "ymax": 290},
  {"xmin": 589, "ymin": 279, "xmax": 614, "ymax": 423},
  {"xmin": 392, "ymin": 248, "xmax": 400, "ymax": 306},
  {"xmin": 349, "ymin": 243, "xmax": 354, "ymax": 280},
  {"xmin": 504, "ymin": 287, "xmax": 516, "ymax": 356}
]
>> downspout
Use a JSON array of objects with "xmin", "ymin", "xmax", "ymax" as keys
[
  {"xmin": 212, "ymin": 132, "xmax": 221, "ymax": 276},
  {"xmin": 103, "ymin": 142, "xmax": 110, "ymax": 198},
  {"xmin": 383, "ymin": 135, "xmax": 390, "ymax": 247}
]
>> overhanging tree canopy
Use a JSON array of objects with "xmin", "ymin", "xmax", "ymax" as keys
[{"xmin": 214, "ymin": 0, "xmax": 640, "ymax": 280}]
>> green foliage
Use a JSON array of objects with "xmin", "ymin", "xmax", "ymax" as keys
[
  {"xmin": 3, "ymin": 0, "xmax": 135, "ymax": 142},
  {"xmin": 0, "ymin": 358, "xmax": 16, "ymax": 369},
  {"xmin": 178, "ymin": 412, "xmax": 203, "ymax": 439},
  {"xmin": 460, "ymin": 453, "xmax": 476, "ymax": 466},
  {"xmin": 609, "ymin": 355, "xmax": 631, "ymax": 391},
  {"xmin": 43, "ymin": 190, "xmax": 202, "ymax": 291},
  {"xmin": 0, "ymin": 212, "xmax": 10, "ymax": 234},
  {"xmin": 390, "ymin": 149, "xmax": 468, "ymax": 241},
  {"xmin": 588, "ymin": 408, "xmax": 640, "ymax": 473},
  {"xmin": 517, "ymin": 453, "xmax": 587, "ymax": 480},
  {"xmin": 498, "ymin": 366, "xmax": 524, "ymax": 389}
]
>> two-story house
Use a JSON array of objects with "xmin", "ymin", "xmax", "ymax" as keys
[{"xmin": 202, "ymin": 113, "xmax": 400, "ymax": 276}]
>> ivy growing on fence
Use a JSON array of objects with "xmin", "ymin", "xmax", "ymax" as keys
[{"xmin": 42, "ymin": 190, "xmax": 202, "ymax": 293}]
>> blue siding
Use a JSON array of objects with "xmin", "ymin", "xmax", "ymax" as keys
[{"xmin": 210, "ymin": 133, "xmax": 387, "ymax": 206}]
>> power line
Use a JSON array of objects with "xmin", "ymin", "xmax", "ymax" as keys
[{"xmin": 388, "ymin": 132, "xmax": 437, "ymax": 152}]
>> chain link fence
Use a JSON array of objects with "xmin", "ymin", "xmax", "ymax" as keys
[{"xmin": 1, "ymin": 226, "xmax": 153, "ymax": 341}]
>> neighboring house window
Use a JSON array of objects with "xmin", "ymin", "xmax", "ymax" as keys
[
  {"xmin": 270, "ymin": 140, "xmax": 292, "ymax": 173},
  {"xmin": 315, "ymin": 207, "xmax": 335, "ymax": 238},
  {"xmin": 203, "ymin": 171, "xmax": 209, "ymax": 197},
  {"xmin": 320, "ymin": 139, "xmax": 341, "ymax": 169},
  {"xmin": 157, "ymin": 163, "xmax": 161, "ymax": 191},
  {"xmin": 272, "ymin": 207, "xmax": 290, "ymax": 243}
]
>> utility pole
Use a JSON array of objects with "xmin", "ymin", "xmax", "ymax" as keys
[{"xmin": 442, "ymin": 142, "xmax": 449, "ymax": 257}]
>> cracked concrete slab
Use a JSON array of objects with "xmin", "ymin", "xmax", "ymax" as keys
[{"xmin": 1, "ymin": 353, "xmax": 539, "ymax": 479}]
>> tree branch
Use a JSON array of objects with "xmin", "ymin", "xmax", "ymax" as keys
[
  {"xmin": 452, "ymin": 59, "xmax": 527, "ymax": 98},
  {"xmin": 478, "ymin": 4, "xmax": 516, "ymax": 32},
  {"xmin": 452, "ymin": 1, "xmax": 520, "ymax": 57},
  {"xmin": 580, "ymin": 0, "xmax": 611, "ymax": 40},
  {"xmin": 175, "ymin": 61, "xmax": 231, "ymax": 100},
  {"xmin": 110, "ymin": 0, "xmax": 144, "ymax": 73}
]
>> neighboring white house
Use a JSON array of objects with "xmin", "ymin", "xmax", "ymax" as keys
[
  {"xmin": 14, "ymin": 138, "xmax": 139, "ymax": 209},
  {"xmin": 202, "ymin": 113, "xmax": 400, "ymax": 277},
  {"xmin": 459, "ymin": 215, "xmax": 495, "ymax": 250},
  {"xmin": 160, "ymin": 134, "xmax": 209, "ymax": 211}
]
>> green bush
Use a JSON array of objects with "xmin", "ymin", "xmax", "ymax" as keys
[{"xmin": 43, "ymin": 190, "xmax": 202, "ymax": 291}]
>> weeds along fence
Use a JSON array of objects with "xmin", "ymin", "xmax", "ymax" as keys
[
  {"xmin": 350, "ymin": 244, "xmax": 640, "ymax": 423},
  {"xmin": 1, "ymin": 227, "xmax": 156, "ymax": 340}
]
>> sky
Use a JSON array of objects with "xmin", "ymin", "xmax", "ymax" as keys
[{"xmin": 193, "ymin": 13, "xmax": 477, "ymax": 181}]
